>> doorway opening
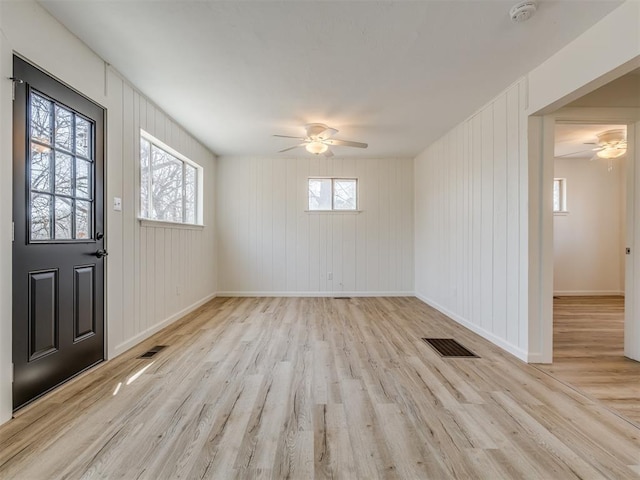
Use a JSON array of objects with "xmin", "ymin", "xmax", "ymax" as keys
[
  {"xmin": 544, "ymin": 122, "xmax": 637, "ymax": 423},
  {"xmin": 536, "ymin": 68, "xmax": 640, "ymax": 426}
]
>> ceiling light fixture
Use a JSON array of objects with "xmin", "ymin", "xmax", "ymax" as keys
[
  {"xmin": 595, "ymin": 129, "xmax": 627, "ymax": 159},
  {"xmin": 305, "ymin": 141, "xmax": 329, "ymax": 155}
]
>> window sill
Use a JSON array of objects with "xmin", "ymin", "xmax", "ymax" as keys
[
  {"xmin": 553, "ymin": 211, "xmax": 570, "ymax": 216},
  {"xmin": 305, "ymin": 210, "xmax": 363, "ymax": 214},
  {"xmin": 139, "ymin": 218, "xmax": 205, "ymax": 229}
]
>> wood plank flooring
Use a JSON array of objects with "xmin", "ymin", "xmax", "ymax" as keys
[
  {"xmin": 538, "ymin": 296, "xmax": 640, "ymax": 424},
  {"xmin": 1, "ymin": 297, "xmax": 639, "ymax": 479}
]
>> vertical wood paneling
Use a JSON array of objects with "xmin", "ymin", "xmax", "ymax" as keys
[
  {"xmin": 105, "ymin": 68, "xmax": 217, "ymax": 357},
  {"xmin": 355, "ymin": 159, "xmax": 368, "ymax": 291},
  {"xmin": 506, "ymin": 85, "xmax": 521, "ymax": 347},
  {"xmin": 216, "ymin": 157, "xmax": 414, "ymax": 295},
  {"xmin": 480, "ymin": 106, "xmax": 494, "ymax": 333},
  {"xmin": 493, "ymin": 94, "xmax": 508, "ymax": 340},
  {"xmin": 414, "ymin": 79, "xmax": 528, "ymax": 360},
  {"xmin": 122, "ymin": 83, "xmax": 135, "ymax": 342},
  {"xmin": 106, "ymin": 72, "xmax": 124, "ymax": 351}
]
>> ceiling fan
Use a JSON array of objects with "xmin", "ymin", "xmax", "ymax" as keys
[
  {"xmin": 274, "ymin": 123, "xmax": 368, "ymax": 157},
  {"xmin": 557, "ymin": 128, "xmax": 627, "ymax": 161}
]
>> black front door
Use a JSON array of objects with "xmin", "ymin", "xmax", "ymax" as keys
[{"xmin": 12, "ymin": 56, "xmax": 105, "ymax": 410}]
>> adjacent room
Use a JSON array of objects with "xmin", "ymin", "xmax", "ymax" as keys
[{"xmin": 0, "ymin": 1, "xmax": 639, "ymax": 478}]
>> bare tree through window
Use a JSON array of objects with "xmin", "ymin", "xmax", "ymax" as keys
[
  {"xmin": 308, "ymin": 178, "xmax": 357, "ymax": 211},
  {"xmin": 28, "ymin": 90, "xmax": 94, "ymax": 241},
  {"xmin": 140, "ymin": 132, "xmax": 201, "ymax": 224}
]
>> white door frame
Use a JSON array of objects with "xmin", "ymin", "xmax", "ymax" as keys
[{"xmin": 532, "ymin": 107, "xmax": 640, "ymax": 363}]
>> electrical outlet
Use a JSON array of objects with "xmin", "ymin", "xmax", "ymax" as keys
[
  {"xmin": 327, "ymin": 272, "xmax": 333, "ymax": 280},
  {"xmin": 113, "ymin": 197, "xmax": 122, "ymax": 211}
]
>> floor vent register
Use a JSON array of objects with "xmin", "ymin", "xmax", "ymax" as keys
[
  {"xmin": 139, "ymin": 345, "xmax": 168, "ymax": 359},
  {"xmin": 422, "ymin": 338, "xmax": 478, "ymax": 358}
]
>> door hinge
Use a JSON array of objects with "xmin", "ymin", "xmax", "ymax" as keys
[
  {"xmin": 11, "ymin": 364, "xmax": 14, "ymax": 383},
  {"xmin": 9, "ymin": 77, "xmax": 23, "ymax": 101},
  {"xmin": 12, "ymin": 222, "xmax": 14, "ymax": 242}
]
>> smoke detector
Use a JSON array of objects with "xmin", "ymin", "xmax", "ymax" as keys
[{"xmin": 510, "ymin": 1, "xmax": 537, "ymax": 23}]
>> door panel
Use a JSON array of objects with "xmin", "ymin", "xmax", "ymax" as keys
[
  {"xmin": 74, "ymin": 265, "xmax": 95, "ymax": 340},
  {"xmin": 28, "ymin": 270, "xmax": 58, "ymax": 359},
  {"xmin": 12, "ymin": 56, "xmax": 105, "ymax": 410}
]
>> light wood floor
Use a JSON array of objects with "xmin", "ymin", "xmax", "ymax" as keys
[
  {"xmin": 538, "ymin": 296, "xmax": 640, "ymax": 425},
  {"xmin": 1, "ymin": 297, "xmax": 639, "ymax": 479}
]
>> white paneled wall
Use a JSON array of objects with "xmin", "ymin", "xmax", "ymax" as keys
[
  {"xmin": 106, "ymin": 70, "xmax": 217, "ymax": 356},
  {"xmin": 414, "ymin": 80, "xmax": 529, "ymax": 360},
  {"xmin": 216, "ymin": 157, "xmax": 414, "ymax": 295},
  {"xmin": 0, "ymin": 1, "xmax": 218, "ymax": 423}
]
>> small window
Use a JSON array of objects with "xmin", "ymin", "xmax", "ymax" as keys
[
  {"xmin": 553, "ymin": 178, "xmax": 567, "ymax": 213},
  {"xmin": 308, "ymin": 178, "xmax": 357, "ymax": 211},
  {"xmin": 140, "ymin": 130, "xmax": 202, "ymax": 224}
]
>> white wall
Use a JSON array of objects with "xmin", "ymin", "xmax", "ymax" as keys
[
  {"xmin": 106, "ymin": 71, "xmax": 217, "ymax": 357},
  {"xmin": 0, "ymin": 1, "xmax": 217, "ymax": 424},
  {"xmin": 216, "ymin": 156, "xmax": 414, "ymax": 295},
  {"xmin": 528, "ymin": 0, "xmax": 640, "ymax": 116},
  {"xmin": 414, "ymin": 80, "xmax": 529, "ymax": 361},
  {"xmin": 414, "ymin": 1, "xmax": 639, "ymax": 363},
  {"xmin": 553, "ymin": 157, "xmax": 625, "ymax": 295},
  {"xmin": 0, "ymin": 16, "xmax": 13, "ymax": 425},
  {"xmin": 527, "ymin": 0, "xmax": 639, "ymax": 362}
]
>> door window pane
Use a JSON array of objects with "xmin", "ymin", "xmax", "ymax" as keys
[
  {"xmin": 54, "ymin": 152, "xmax": 73, "ymax": 196},
  {"xmin": 54, "ymin": 197, "xmax": 73, "ymax": 239},
  {"xmin": 30, "ymin": 144, "xmax": 51, "ymax": 192},
  {"xmin": 76, "ymin": 200, "xmax": 91, "ymax": 240},
  {"xmin": 28, "ymin": 90, "xmax": 95, "ymax": 242},
  {"xmin": 30, "ymin": 93, "xmax": 52, "ymax": 145},
  {"xmin": 75, "ymin": 116, "xmax": 91, "ymax": 158},
  {"xmin": 54, "ymin": 105, "xmax": 73, "ymax": 151},
  {"xmin": 31, "ymin": 193, "xmax": 52, "ymax": 240},
  {"xmin": 308, "ymin": 178, "xmax": 332, "ymax": 210},
  {"xmin": 76, "ymin": 159, "xmax": 91, "ymax": 199}
]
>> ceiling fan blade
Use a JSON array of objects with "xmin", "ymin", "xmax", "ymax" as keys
[
  {"xmin": 325, "ymin": 139, "xmax": 368, "ymax": 148},
  {"xmin": 316, "ymin": 128, "xmax": 338, "ymax": 141},
  {"xmin": 278, "ymin": 144, "xmax": 306, "ymax": 153},
  {"xmin": 556, "ymin": 148, "xmax": 600, "ymax": 158},
  {"xmin": 273, "ymin": 134, "xmax": 306, "ymax": 140},
  {"xmin": 323, "ymin": 149, "xmax": 334, "ymax": 158}
]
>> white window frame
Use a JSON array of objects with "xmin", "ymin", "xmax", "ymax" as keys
[
  {"xmin": 307, "ymin": 177, "xmax": 360, "ymax": 212},
  {"xmin": 139, "ymin": 129, "xmax": 204, "ymax": 225},
  {"xmin": 553, "ymin": 177, "xmax": 568, "ymax": 214}
]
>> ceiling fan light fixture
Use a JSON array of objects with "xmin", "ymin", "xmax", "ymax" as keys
[
  {"xmin": 596, "ymin": 148, "xmax": 626, "ymax": 159},
  {"xmin": 305, "ymin": 141, "xmax": 328, "ymax": 155},
  {"xmin": 595, "ymin": 128, "xmax": 627, "ymax": 159}
]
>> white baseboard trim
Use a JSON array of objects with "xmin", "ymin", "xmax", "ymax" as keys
[
  {"xmin": 553, "ymin": 290, "xmax": 624, "ymax": 297},
  {"xmin": 414, "ymin": 293, "xmax": 529, "ymax": 363},
  {"xmin": 526, "ymin": 352, "xmax": 548, "ymax": 363},
  {"xmin": 216, "ymin": 291, "xmax": 414, "ymax": 298},
  {"xmin": 110, "ymin": 293, "xmax": 217, "ymax": 358}
]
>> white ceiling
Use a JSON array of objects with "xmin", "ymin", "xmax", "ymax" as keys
[
  {"xmin": 555, "ymin": 124, "xmax": 626, "ymax": 159},
  {"xmin": 40, "ymin": 0, "xmax": 623, "ymax": 158}
]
